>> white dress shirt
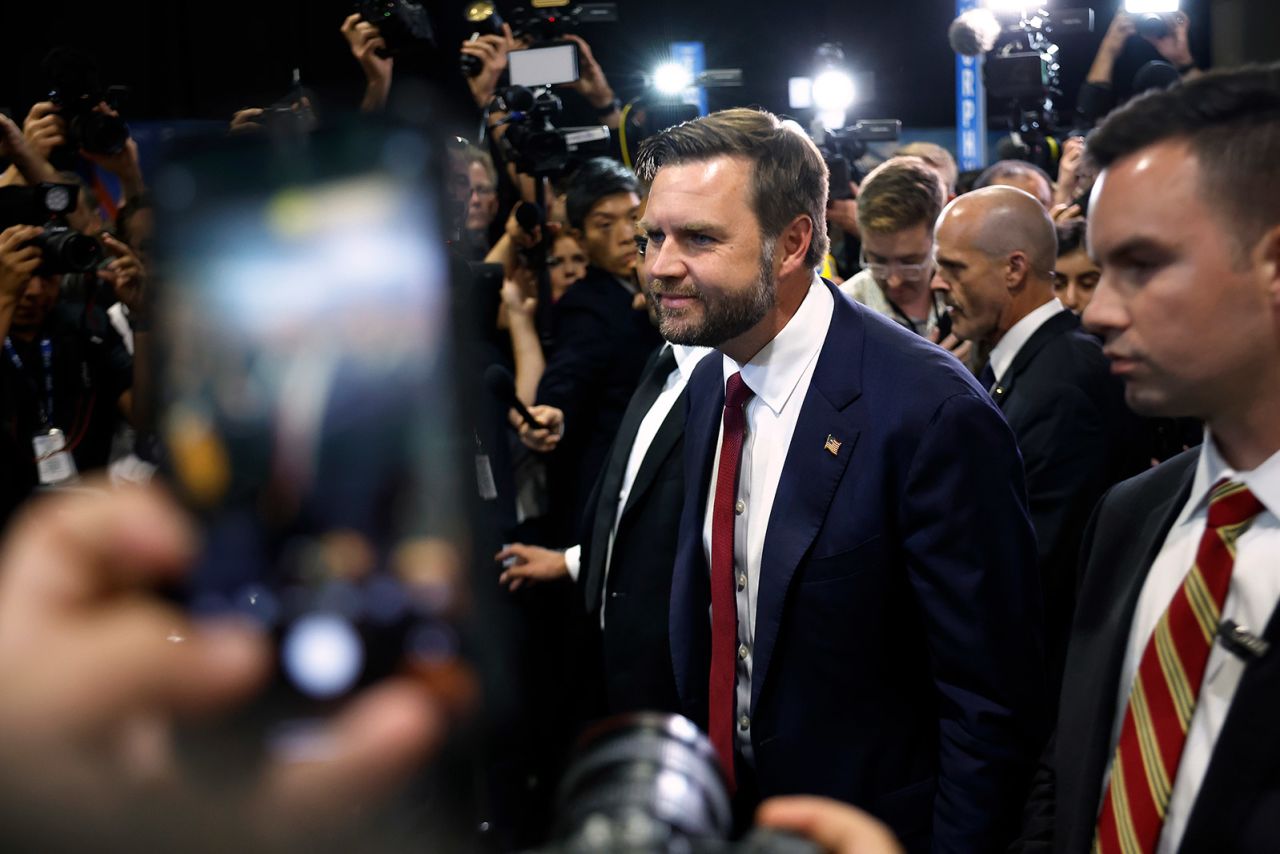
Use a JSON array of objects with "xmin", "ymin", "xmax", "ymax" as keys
[
  {"xmin": 837, "ymin": 268, "xmax": 942, "ymax": 339},
  {"xmin": 700, "ymin": 276, "xmax": 835, "ymax": 760},
  {"xmin": 564, "ymin": 343, "xmax": 713, "ymax": 629},
  {"xmin": 986, "ymin": 297, "xmax": 1065, "ymax": 386},
  {"xmin": 1102, "ymin": 431, "xmax": 1280, "ymax": 853}
]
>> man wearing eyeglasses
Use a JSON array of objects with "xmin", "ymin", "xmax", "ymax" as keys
[
  {"xmin": 932, "ymin": 185, "xmax": 1146, "ymax": 692},
  {"xmin": 838, "ymin": 157, "xmax": 948, "ymax": 340}
]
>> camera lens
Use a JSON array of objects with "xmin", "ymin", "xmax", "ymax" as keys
[
  {"xmin": 35, "ymin": 227, "xmax": 103, "ymax": 273},
  {"xmin": 551, "ymin": 713, "xmax": 733, "ymax": 851}
]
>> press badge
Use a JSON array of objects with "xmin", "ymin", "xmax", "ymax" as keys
[{"xmin": 33, "ymin": 428, "xmax": 78, "ymax": 485}]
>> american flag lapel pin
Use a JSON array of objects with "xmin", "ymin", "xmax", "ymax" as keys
[{"xmin": 824, "ymin": 434, "xmax": 842, "ymax": 456}]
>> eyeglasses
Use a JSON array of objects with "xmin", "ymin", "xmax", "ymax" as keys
[{"xmin": 858, "ymin": 248, "xmax": 933, "ymax": 282}]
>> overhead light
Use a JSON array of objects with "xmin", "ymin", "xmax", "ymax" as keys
[
  {"xmin": 812, "ymin": 69, "xmax": 855, "ymax": 113},
  {"xmin": 652, "ymin": 62, "xmax": 694, "ymax": 95}
]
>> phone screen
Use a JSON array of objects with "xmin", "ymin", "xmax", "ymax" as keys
[
  {"xmin": 153, "ymin": 122, "xmax": 472, "ymax": 718},
  {"xmin": 508, "ymin": 43, "xmax": 579, "ymax": 87}
]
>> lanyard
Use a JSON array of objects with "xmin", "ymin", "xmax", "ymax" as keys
[{"xmin": 4, "ymin": 336, "xmax": 55, "ymax": 427}]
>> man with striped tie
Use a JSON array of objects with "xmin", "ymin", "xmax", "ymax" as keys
[{"xmin": 1019, "ymin": 64, "xmax": 1280, "ymax": 853}]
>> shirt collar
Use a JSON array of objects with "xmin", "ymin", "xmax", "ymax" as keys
[
  {"xmin": 721, "ymin": 275, "xmax": 834, "ymax": 416},
  {"xmin": 1177, "ymin": 428, "xmax": 1280, "ymax": 527},
  {"xmin": 988, "ymin": 297, "xmax": 1065, "ymax": 383},
  {"xmin": 672, "ymin": 343, "xmax": 715, "ymax": 380}
]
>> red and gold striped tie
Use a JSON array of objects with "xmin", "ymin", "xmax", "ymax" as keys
[{"xmin": 1094, "ymin": 479, "xmax": 1265, "ymax": 853}]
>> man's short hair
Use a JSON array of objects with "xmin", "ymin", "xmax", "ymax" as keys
[
  {"xmin": 1056, "ymin": 220, "xmax": 1087, "ymax": 257},
  {"xmin": 855, "ymin": 157, "xmax": 947, "ymax": 237},
  {"xmin": 634, "ymin": 108, "xmax": 830, "ymax": 269},
  {"xmin": 974, "ymin": 159, "xmax": 1053, "ymax": 198},
  {"xmin": 564, "ymin": 157, "xmax": 641, "ymax": 231},
  {"xmin": 893, "ymin": 141, "xmax": 959, "ymax": 196},
  {"xmin": 1087, "ymin": 62, "xmax": 1280, "ymax": 249}
]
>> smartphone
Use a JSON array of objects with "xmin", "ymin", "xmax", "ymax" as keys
[
  {"xmin": 153, "ymin": 120, "xmax": 473, "ymax": 735},
  {"xmin": 508, "ymin": 42, "xmax": 579, "ymax": 88}
]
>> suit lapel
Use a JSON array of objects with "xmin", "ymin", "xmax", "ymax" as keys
[
  {"xmin": 620, "ymin": 391, "xmax": 684, "ymax": 518},
  {"xmin": 669, "ymin": 356, "xmax": 724, "ymax": 707},
  {"xmin": 1058, "ymin": 455, "xmax": 1196, "ymax": 848},
  {"xmin": 990, "ymin": 309, "xmax": 1076, "ymax": 409},
  {"xmin": 751, "ymin": 285, "xmax": 863, "ymax": 710}
]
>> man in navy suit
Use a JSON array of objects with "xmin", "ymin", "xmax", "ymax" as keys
[{"xmin": 635, "ymin": 108, "xmax": 1046, "ymax": 852}]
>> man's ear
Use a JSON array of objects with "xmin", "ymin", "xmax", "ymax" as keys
[
  {"xmin": 1006, "ymin": 250, "xmax": 1030, "ymax": 291},
  {"xmin": 1255, "ymin": 223, "xmax": 1280, "ymax": 312},
  {"xmin": 777, "ymin": 214, "xmax": 814, "ymax": 276}
]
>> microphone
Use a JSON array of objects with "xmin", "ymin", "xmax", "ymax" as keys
[
  {"xmin": 514, "ymin": 201, "xmax": 544, "ymax": 235},
  {"xmin": 949, "ymin": 8, "xmax": 1002, "ymax": 57},
  {"xmin": 1217, "ymin": 619, "xmax": 1270, "ymax": 662},
  {"xmin": 485, "ymin": 364, "xmax": 547, "ymax": 430}
]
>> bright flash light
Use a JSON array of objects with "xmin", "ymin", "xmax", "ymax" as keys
[
  {"xmin": 812, "ymin": 70, "xmax": 855, "ymax": 113},
  {"xmin": 1125, "ymin": 0, "xmax": 1179, "ymax": 12},
  {"xmin": 983, "ymin": 0, "xmax": 1028, "ymax": 13},
  {"xmin": 653, "ymin": 62, "xmax": 694, "ymax": 95}
]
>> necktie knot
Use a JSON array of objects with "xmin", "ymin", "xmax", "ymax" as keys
[
  {"xmin": 1207, "ymin": 479, "xmax": 1265, "ymax": 531},
  {"xmin": 724, "ymin": 371, "xmax": 754, "ymax": 410}
]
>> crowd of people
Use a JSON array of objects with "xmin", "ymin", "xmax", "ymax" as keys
[{"xmin": 0, "ymin": 6, "xmax": 1277, "ymax": 854}]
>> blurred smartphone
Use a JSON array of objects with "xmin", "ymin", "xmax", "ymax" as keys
[
  {"xmin": 508, "ymin": 43, "xmax": 579, "ymax": 87},
  {"xmin": 153, "ymin": 121, "xmax": 473, "ymax": 740}
]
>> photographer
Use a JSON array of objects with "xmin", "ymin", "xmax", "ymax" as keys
[
  {"xmin": 1077, "ymin": 10, "xmax": 1201, "ymax": 129},
  {"xmin": 340, "ymin": 13, "xmax": 395, "ymax": 113}
]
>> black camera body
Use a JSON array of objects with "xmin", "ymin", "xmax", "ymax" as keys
[
  {"xmin": 1136, "ymin": 12, "xmax": 1172, "ymax": 41},
  {"xmin": 355, "ymin": 0, "xmax": 436, "ymax": 57},
  {"xmin": 818, "ymin": 119, "xmax": 902, "ymax": 198},
  {"xmin": 43, "ymin": 48, "xmax": 131, "ymax": 157},
  {"xmin": 0, "ymin": 183, "xmax": 102, "ymax": 276},
  {"xmin": 498, "ymin": 85, "xmax": 609, "ymax": 179},
  {"xmin": 534, "ymin": 713, "xmax": 820, "ymax": 854},
  {"xmin": 508, "ymin": 2, "xmax": 617, "ymax": 42}
]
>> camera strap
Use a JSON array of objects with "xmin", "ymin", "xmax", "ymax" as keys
[{"xmin": 3, "ymin": 336, "xmax": 55, "ymax": 428}]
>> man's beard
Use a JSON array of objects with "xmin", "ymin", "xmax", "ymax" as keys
[{"xmin": 652, "ymin": 240, "xmax": 776, "ymax": 348}]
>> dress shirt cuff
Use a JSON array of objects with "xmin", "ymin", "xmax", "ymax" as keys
[{"xmin": 564, "ymin": 544, "xmax": 582, "ymax": 582}]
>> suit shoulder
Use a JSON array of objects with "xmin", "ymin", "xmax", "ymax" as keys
[
  {"xmin": 1100, "ymin": 447, "xmax": 1198, "ymax": 513},
  {"xmin": 850, "ymin": 303, "xmax": 991, "ymax": 406}
]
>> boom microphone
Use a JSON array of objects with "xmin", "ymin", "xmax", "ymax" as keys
[{"xmin": 949, "ymin": 8, "xmax": 1002, "ymax": 57}]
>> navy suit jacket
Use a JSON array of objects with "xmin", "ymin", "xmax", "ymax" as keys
[{"xmin": 670, "ymin": 283, "xmax": 1047, "ymax": 852}]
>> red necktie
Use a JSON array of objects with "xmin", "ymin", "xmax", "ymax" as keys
[
  {"xmin": 1094, "ymin": 479, "xmax": 1265, "ymax": 853},
  {"xmin": 709, "ymin": 371, "xmax": 753, "ymax": 790}
]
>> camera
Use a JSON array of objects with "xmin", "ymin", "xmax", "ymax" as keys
[
  {"xmin": 980, "ymin": 8, "xmax": 1094, "ymax": 171},
  {"xmin": 496, "ymin": 85, "xmax": 610, "ymax": 179},
  {"xmin": 815, "ymin": 119, "xmax": 901, "ymax": 199},
  {"xmin": 1135, "ymin": 13, "xmax": 1172, "ymax": 41},
  {"xmin": 42, "ymin": 47, "xmax": 131, "ymax": 157},
  {"xmin": 508, "ymin": 2, "xmax": 618, "ymax": 43},
  {"xmin": 0, "ymin": 183, "xmax": 103, "ymax": 276},
  {"xmin": 354, "ymin": 0, "xmax": 436, "ymax": 57},
  {"xmin": 534, "ymin": 713, "xmax": 820, "ymax": 854}
]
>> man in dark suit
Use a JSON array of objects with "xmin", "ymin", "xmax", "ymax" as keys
[
  {"xmin": 635, "ymin": 108, "xmax": 1046, "ymax": 852},
  {"xmin": 531, "ymin": 158, "xmax": 662, "ymax": 546},
  {"xmin": 931, "ymin": 186, "xmax": 1146, "ymax": 687},
  {"xmin": 1019, "ymin": 64, "xmax": 1280, "ymax": 853},
  {"xmin": 498, "ymin": 341, "xmax": 712, "ymax": 715}
]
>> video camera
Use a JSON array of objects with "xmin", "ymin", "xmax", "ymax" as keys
[
  {"xmin": 0, "ymin": 183, "xmax": 103, "ymax": 276},
  {"xmin": 814, "ymin": 119, "xmax": 902, "ymax": 199},
  {"xmin": 354, "ymin": 0, "xmax": 436, "ymax": 57},
  {"xmin": 459, "ymin": 1, "xmax": 618, "ymax": 78},
  {"xmin": 494, "ymin": 85, "xmax": 610, "ymax": 179},
  {"xmin": 951, "ymin": 7, "xmax": 1094, "ymax": 171},
  {"xmin": 42, "ymin": 47, "xmax": 131, "ymax": 158},
  {"xmin": 534, "ymin": 713, "xmax": 820, "ymax": 854}
]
